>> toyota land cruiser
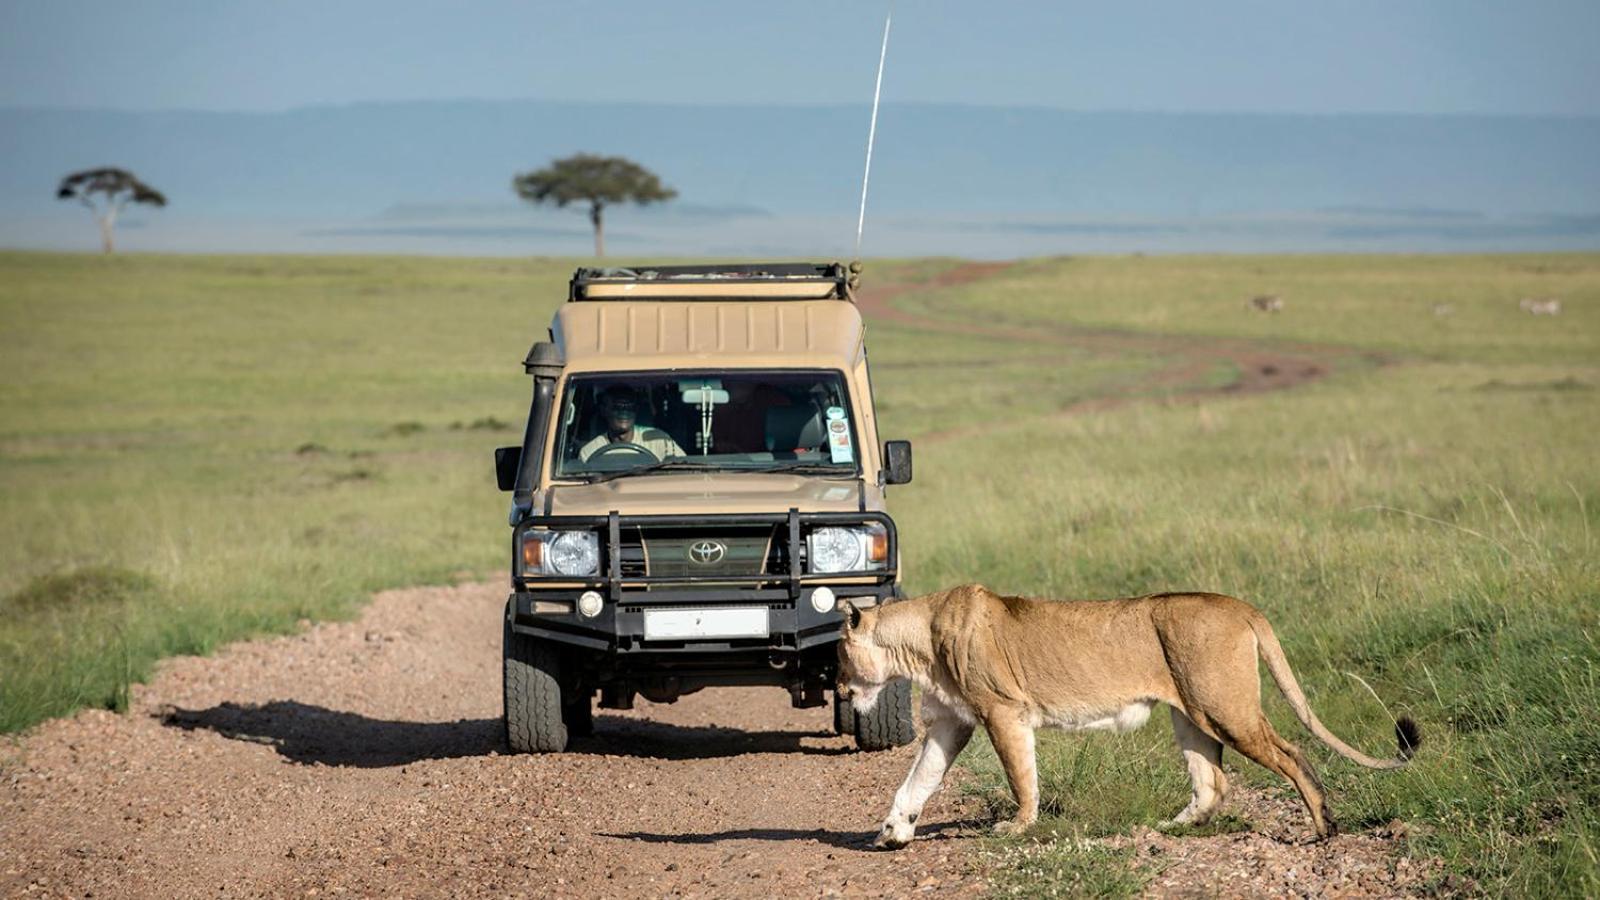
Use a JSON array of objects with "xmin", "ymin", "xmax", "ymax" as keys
[{"xmin": 494, "ymin": 262, "xmax": 916, "ymax": 753}]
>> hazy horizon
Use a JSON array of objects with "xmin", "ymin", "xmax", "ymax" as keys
[{"xmin": 5, "ymin": 99, "xmax": 1596, "ymax": 258}]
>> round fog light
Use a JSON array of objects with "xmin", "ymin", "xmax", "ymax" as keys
[
  {"xmin": 810, "ymin": 586, "xmax": 836, "ymax": 615},
  {"xmin": 577, "ymin": 590, "xmax": 604, "ymax": 618}
]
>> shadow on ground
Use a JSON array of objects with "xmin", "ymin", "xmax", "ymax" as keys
[
  {"xmin": 159, "ymin": 701, "xmax": 850, "ymax": 766},
  {"xmin": 599, "ymin": 819, "xmax": 982, "ymax": 852}
]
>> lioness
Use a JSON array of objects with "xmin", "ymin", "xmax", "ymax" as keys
[{"xmin": 837, "ymin": 585, "xmax": 1419, "ymax": 849}]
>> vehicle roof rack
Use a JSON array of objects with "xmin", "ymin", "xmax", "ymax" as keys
[{"xmin": 568, "ymin": 262, "xmax": 850, "ymax": 301}]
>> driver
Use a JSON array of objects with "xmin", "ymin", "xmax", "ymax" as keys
[{"xmin": 578, "ymin": 386, "xmax": 686, "ymax": 462}]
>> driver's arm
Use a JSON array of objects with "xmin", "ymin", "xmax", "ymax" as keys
[
  {"xmin": 640, "ymin": 428, "xmax": 685, "ymax": 459},
  {"xmin": 577, "ymin": 434, "xmax": 605, "ymax": 462}
]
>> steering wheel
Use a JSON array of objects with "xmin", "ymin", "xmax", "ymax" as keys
[{"xmin": 586, "ymin": 442, "xmax": 660, "ymax": 465}]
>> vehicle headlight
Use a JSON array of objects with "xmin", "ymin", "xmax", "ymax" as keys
[
  {"xmin": 806, "ymin": 523, "xmax": 888, "ymax": 574},
  {"xmin": 521, "ymin": 530, "xmax": 601, "ymax": 576}
]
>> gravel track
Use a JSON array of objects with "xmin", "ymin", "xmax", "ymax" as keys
[{"xmin": 2, "ymin": 582, "xmax": 987, "ymax": 898}]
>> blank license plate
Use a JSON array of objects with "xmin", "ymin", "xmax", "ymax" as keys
[{"xmin": 643, "ymin": 607, "xmax": 769, "ymax": 640}]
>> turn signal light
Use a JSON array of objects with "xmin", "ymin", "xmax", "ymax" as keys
[{"xmin": 866, "ymin": 526, "xmax": 889, "ymax": 564}]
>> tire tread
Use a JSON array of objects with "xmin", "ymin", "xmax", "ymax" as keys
[
  {"xmin": 503, "ymin": 612, "xmax": 568, "ymax": 753},
  {"xmin": 853, "ymin": 679, "xmax": 915, "ymax": 751}
]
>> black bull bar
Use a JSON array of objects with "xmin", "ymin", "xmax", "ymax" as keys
[{"xmin": 514, "ymin": 509, "xmax": 898, "ymax": 602}]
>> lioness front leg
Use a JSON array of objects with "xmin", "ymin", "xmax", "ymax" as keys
[
  {"xmin": 984, "ymin": 710, "xmax": 1038, "ymax": 836},
  {"xmin": 874, "ymin": 702, "xmax": 974, "ymax": 850}
]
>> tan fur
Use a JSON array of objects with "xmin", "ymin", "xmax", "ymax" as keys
[{"xmin": 837, "ymin": 584, "xmax": 1418, "ymax": 849}]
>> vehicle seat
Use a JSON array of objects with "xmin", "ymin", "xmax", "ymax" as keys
[{"xmin": 765, "ymin": 406, "xmax": 825, "ymax": 455}]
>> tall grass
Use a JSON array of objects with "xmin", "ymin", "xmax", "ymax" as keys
[
  {"xmin": 0, "ymin": 252, "xmax": 575, "ymax": 730},
  {"xmin": 893, "ymin": 356, "xmax": 1598, "ymax": 893}
]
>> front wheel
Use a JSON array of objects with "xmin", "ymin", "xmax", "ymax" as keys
[
  {"xmin": 852, "ymin": 680, "xmax": 916, "ymax": 751},
  {"xmin": 503, "ymin": 609, "xmax": 568, "ymax": 753},
  {"xmin": 833, "ymin": 690, "xmax": 856, "ymax": 736}
]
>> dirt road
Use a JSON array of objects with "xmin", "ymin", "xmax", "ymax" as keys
[{"xmin": 2, "ymin": 582, "xmax": 987, "ymax": 898}]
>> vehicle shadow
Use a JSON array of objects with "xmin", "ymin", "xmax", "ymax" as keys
[
  {"xmin": 158, "ymin": 701, "xmax": 850, "ymax": 767},
  {"xmin": 159, "ymin": 701, "xmax": 502, "ymax": 767},
  {"xmin": 570, "ymin": 715, "xmax": 854, "ymax": 760}
]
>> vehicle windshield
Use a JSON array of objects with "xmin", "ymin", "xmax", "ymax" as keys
[{"xmin": 553, "ymin": 372, "xmax": 860, "ymax": 479}]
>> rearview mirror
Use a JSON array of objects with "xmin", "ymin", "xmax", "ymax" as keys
[
  {"xmin": 681, "ymin": 389, "xmax": 729, "ymax": 405},
  {"xmin": 883, "ymin": 440, "xmax": 912, "ymax": 485},
  {"xmin": 494, "ymin": 446, "xmax": 522, "ymax": 491}
]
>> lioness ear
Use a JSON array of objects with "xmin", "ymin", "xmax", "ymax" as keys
[{"xmin": 844, "ymin": 602, "xmax": 862, "ymax": 631}]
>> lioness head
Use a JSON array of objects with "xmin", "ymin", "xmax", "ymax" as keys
[{"xmin": 837, "ymin": 602, "xmax": 891, "ymax": 713}]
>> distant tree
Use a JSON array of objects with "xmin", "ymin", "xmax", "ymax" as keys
[
  {"xmin": 512, "ymin": 154, "xmax": 676, "ymax": 257},
  {"xmin": 56, "ymin": 168, "xmax": 167, "ymax": 255}
]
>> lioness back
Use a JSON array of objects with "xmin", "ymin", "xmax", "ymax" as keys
[{"xmin": 915, "ymin": 585, "xmax": 1262, "ymax": 715}]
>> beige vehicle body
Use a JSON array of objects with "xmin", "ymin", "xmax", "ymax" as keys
[{"xmin": 494, "ymin": 263, "xmax": 918, "ymax": 753}]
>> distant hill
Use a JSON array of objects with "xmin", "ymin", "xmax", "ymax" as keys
[{"xmin": 2, "ymin": 100, "xmax": 1597, "ymax": 256}]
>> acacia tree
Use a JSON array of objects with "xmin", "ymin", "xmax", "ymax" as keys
[
  {"xmin": 512, "ymin": 154, "xmax": 675, "ymax": 257},
  {"xmin": 56, "ymin": 168, "xmax": 167, "ymax": 254}
]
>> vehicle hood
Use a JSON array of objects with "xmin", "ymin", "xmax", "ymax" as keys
[{"xmin": 543, "ymin": 473, "xmax": 877, "ymax": 517}]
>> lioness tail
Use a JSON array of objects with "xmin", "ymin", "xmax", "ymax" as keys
[{"xmin": 1248, "ymin": 613, "xmax": 1420, "ymax": 769}]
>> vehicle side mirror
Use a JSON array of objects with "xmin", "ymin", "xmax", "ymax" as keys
[
  {"xmin": 883, "ymin": 440, "xmax": 913, "ymax": 485},
  {"xmin": 494, "ymin": 446, "xmax": 522, "ymax": 492}
]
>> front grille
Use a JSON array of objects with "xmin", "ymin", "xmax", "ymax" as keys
[{"xmin": 616, "ymin": 525, "xmax": 791, "ymax": 583}]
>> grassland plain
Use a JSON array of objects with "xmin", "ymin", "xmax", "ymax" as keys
[
  {"xmin": 1, "ymin": 251, "xmax": 1597, "ymax": 895},
  {"xmin": 884, "ymin": 254, "xmax": 1599, "ymax": 895}
]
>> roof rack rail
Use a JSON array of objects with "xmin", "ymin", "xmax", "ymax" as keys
[{"xmin": 568, "ymin": 262, "xmax": 850, "ymax": 301}]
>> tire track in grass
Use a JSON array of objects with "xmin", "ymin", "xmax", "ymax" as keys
[{"xmin": 855, "ymin": 261, "xmax": 1389, "ymax": 444}]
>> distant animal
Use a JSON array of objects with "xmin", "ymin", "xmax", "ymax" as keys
[
  {"xmin": 1249, "ymin": 294, "xmax": 1284, "ymax": 313},
  {"xmin": 837, "ymin": 584, "xmax": 1419, "ymax": 849},
  {"xmin": 1432, "ymin": 303, "xmax": 1455, "ymax": 317},
  {"xmin": 1519, "ymin": 297, "xmax": 1562, "ymax": 316}
]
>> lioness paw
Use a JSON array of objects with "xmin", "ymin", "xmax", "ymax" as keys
[
  {"xmin": 871, "ymin": 825, "xmax": 911, "ymax": 851},
  {"xmin": 992, "ymin": 819, "xmax": 1030, "ymax": 837}
]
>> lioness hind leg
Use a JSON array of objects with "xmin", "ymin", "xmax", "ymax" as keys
[
  {"xmin": 1163, "ymin": 708, "xmax": 1227, "ymax": 828},
  {"xmin": 1222, "ymin": 716, "xmax": 1337, "ymax": 840},
  {"xmin": 983, "ymin": 710, "xmax": 1038, "ymax": 836}
]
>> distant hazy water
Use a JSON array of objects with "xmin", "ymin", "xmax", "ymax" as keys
[{"xmin": 4, "ymin": 100, "xmax": 1597, "ymax": 257}]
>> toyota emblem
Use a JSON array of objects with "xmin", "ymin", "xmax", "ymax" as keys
[{"xmin": 688, "ymin": 540, "xmax": 726, "ymax": 565}]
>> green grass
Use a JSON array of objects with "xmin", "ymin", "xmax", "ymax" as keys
[
  {"xmin": 2, "ymin": 250, "xmax": 1597, "ymax": 895},
  {"xmin": 884, "ymin": 255, "xmax": 1599, "ymax": 895},
  {"xmin": 0, "ymin": 252, "xmax": 575, "ymax": 729}
]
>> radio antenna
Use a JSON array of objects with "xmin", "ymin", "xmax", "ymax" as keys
[{"xmin": 854, "ymin": 5, "xmax": 893, "ymax": 260}]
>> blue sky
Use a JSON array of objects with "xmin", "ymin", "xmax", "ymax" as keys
[{"xmin": 3, "ymin": 0, "xmax": 1598, "ymax": 115}]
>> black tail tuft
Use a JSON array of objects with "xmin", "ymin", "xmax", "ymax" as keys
[{"xmin": 1395, "ymin": 716, "xmax": 1422, "ymax": 761}]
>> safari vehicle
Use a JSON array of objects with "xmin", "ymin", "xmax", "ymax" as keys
[{"xmin": 493, "ymin": 262, "xmax": 917, "ymax": 753}]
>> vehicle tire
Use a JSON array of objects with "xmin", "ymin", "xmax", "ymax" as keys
[
  {"xmin": 853, "ymin": 679, "xmax": 915, "ymax": 751},
  {"xmin": 833, "ymin": 690, "xmax": 855, "ymax": 736},
  {"xmin": 503, "ymin": 611, "xmax": 568, "ymax": 753}
]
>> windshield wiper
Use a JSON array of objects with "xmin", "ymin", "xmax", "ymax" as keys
[
  {"xmin": 758, "ymin": 462, "xmax": 856, "ymax": 476},
  {"xmin": 579, "ymin": 458, "xmax": 733, "ymax": 484}
]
